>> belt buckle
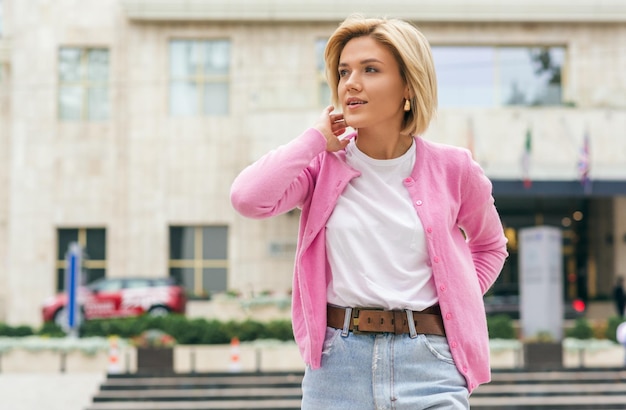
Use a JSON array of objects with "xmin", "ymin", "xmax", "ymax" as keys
[{"xmin": 351, "ymin": 307, "xmax": 382, "ymax": 335}]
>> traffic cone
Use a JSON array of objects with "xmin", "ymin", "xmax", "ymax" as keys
[
  {"xmin": 107, "ymin": 336, "xmax": 122, "ymax": 374},
  {"xmin": 229, "ymin": 337, "xmax": 241, "ymax": 372}
]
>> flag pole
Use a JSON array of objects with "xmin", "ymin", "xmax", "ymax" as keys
[
  {"xmin": 522, "ymin": 125, "xmax": 532, "ymax": 189},
  {"xmin": 578, "ymin": 128, "xmax": 592, "ymax": 195}
]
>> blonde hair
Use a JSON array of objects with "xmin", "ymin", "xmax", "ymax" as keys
[{"xmin": 324, "ymin": 16, "xmax": 438, "ymax": 136}]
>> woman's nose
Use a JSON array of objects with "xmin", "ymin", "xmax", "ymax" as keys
[{"xmin": 344, "ymin": 72, "xmax": 360, "ymax": 91}]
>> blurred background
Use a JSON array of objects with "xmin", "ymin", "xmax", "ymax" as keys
[{"xmin": 0, "ymin": 0, "xmax": 625, "ymax": 329}]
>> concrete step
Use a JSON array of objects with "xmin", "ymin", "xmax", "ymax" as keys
[
  {"xmin": 86, "ymin": 400, "xmax": 302, "ymax": 410},
  {"xmin": 488, "ymin": 369, "xmax": 626, "ymax": 383},
  {"xmin": 475, "ymin": 382, "xmax": 626, "ymax": 395},
  {"xmin": 470, "ymin": 394, "xmax": 626, "ymax": 409},
  {"xmin": 101, "ymin": 374, "xmax": 303, "ymax": 390},
  {"xmin": 93, "ymin": 386, "xmax": 302, "ymax": 401}
]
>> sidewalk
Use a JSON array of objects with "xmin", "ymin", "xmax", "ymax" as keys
[{"xmin": 0, "ymin": 373, "xmax": 105, "ymax": 410}]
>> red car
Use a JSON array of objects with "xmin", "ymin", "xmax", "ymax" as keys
[{"xmin": 42, "ymin": 277, "xmax": 187, "ymax": 326}]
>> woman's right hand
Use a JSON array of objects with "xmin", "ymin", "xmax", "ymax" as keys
[{"xmin": 314, "ymin": 106, "xmax": 350, "ymax": 152}]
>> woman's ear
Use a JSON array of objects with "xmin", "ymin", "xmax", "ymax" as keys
[{"xmin": 404, "ymin": 86, "xmax": 413, "ymax": 101}]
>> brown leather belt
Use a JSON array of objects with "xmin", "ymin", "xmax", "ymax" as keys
[{"xmin": 327, "ymin": 304, "xmax": 446, "ymax": 336}]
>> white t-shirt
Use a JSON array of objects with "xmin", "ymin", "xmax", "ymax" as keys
[{"xmin": 325, "ymin": 139, "xmax": 438, "ymax": 311}]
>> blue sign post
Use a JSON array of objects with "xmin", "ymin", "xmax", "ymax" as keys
[{"xmin": 65, "ymin": 242, "xmax": 82, "ymax": 337}]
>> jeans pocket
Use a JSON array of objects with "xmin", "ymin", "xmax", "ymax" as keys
[
  {"xmin": 321, "ymin": 327, "xmax": 342, "ymax": 356},
  {"xmin": 421, "ymin": 334, "xmax": 456, "ymax": 364}
]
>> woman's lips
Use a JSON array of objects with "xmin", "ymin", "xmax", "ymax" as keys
[{"xmin": 345, "ymin": 99, "xmax": 367, "ymax": 109}]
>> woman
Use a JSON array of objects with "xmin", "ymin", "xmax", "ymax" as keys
[{"xmin": 231, "ymin": 15, "xmax": 508, "ymax": 409}]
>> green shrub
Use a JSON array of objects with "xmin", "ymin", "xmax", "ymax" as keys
[
  {"xmin": 146, "ymin": 315, "xmax": 226, "ymax": 345},
  {"xmin": 231, "ymin": 319, "xmax": 266, "ymax": 342},
  {"xmin": 591, "ymin": 320, "xmax": 608, "ymax": 339},
  {"xmin": 197, "ymin": 319, "xmax": 231, "ymax": 344},
  {"xmin": 161, "ymin": 316, "xmax": 204, "ymax": 344},
  {"xmin": 36, "ymin": 322, "xmax": 65, "ymax": 338},
  {"xmin": 0, "ymin": 323, "xmax": 34, "ymax": 337},
  {"xmin": 80, "ymin": 317, "xmax": 147, "ymax": 338},
  {"xmin": 566, "ymin": 318, "xmax": 594, "ymax": 339},
  {"xmin": 487, "ymin": 315, "xmax": 515, "ymax": 339},
  {"xmin": 260, "ymin": 320, "xmax": 294, "ymax": 341},
  {"xmin": 605, "ymin": 316, "xmax": 624, "ymax": 343}
]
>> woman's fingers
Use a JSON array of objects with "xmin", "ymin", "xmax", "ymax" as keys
[
  {"xmin": 314, "ymin": 106, "xmax": 349, "ymax": 151},
  {"xmin": 329, "ymin": 113, "xmax": 347, "ymax": 136}
]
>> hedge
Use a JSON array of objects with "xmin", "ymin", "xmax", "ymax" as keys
[{"xmin": 0, "ymin": 315, "xmax": 294, "ymax": 344}]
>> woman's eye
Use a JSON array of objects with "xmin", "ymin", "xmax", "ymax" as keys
[
  {"xmin": 339, "ymin": 69, "xmax": 349, "ymax": 77},
  {"xmin": 365, "ymin": 66, "xmax": 377, "ymax": 73}
]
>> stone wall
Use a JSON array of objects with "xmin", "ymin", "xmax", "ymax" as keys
[{"xmin": 1, "ymin": 0, "xmax": 625, "ymax": 325}]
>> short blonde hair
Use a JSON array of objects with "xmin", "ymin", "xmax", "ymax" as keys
[{"xmin": 325, "ymin": 16, "xmax": 438, "ymax": 136}]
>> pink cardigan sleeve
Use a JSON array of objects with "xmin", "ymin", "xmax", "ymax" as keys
[
  {"xmin": 457, "ymin": 154, "xmax": 509, "ymax": 294},
  {"xmin": 230, "ymin": 128, "xmax": 327, "ymax": 219}
]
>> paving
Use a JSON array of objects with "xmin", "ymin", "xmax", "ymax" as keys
[{"xmin": 0, "ymin": 372, "xmax": 105, "ymax": 410}]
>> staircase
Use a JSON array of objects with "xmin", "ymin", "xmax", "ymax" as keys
[
  {"xmin": 471, "ymin": 368, "xmax": 626, "ymax": 409},
  {"xmin": 86, "ymin": 372, "xmax": 303, "ymax": 410},
  {"xmin": 86, "ymin": 368, "xmax": 626, "ymax": 410}
]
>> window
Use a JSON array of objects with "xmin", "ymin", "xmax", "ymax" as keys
[
  {"xmin": 91, "ymin": 278, "xmax": 123, "ymax": 293},
  {"xmin": 168, "ymin": 225, "xmax": 228, "ymax": 297},
  {"xmin": 169, "ymin": 39, "xmax": 230, "ymax": 116},
  {"xmin": 58, "ymin": 47, "xmax": 109, "ymax": 120},
  {"xmin": 56, "ymin": 228, "xmax": 106, "ymax": 292},
  {"xmin": 432, "ymin": 46, "xmax": 565, "ymax": 107},
  {"xmin": 125, "ymin": 279, "xmax": 151, "ymax": 289},
  {"xmin": 316, "ymin": 38, "xmax": 331, "ymax": 106}
]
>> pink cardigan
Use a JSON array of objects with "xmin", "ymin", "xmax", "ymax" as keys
[{"xmin": 230, "ymin": 128, "xmax": 508, "ymax": 392}]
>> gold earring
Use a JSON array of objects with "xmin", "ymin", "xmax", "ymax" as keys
[{"xmin": 404, "ymin": 99, "xmax": 411, "ymax": 112}]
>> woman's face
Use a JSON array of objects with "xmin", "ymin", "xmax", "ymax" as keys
[{"xmin": 338, "ymin": 36, "xmax": 408, "ymax": 132}]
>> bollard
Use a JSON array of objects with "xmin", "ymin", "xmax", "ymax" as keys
[
  {"xmin": 107, "ymin": 336, "xmax": 122, "ymax": 374},
  {"xmin": 229, "ymin": 337, "xmax": 241, "ymax": 372}
]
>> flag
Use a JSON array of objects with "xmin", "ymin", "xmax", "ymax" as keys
[
  {"xmin": 578, "ymin": 130, "xmax": 591, "ymax": 194},
  {"xmin": 467, "ymin": 118, "xmax": 475, "ymax": 159},
  {"xmin": 521, "ymin": 127, "xmax": 532, "ymax": 188}
]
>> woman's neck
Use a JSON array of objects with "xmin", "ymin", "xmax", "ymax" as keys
[{"xmin": 355, "ymin": 128, "xmax": 413, "ymax": 160}]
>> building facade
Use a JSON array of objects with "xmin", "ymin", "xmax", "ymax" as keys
[{"xmin": 1, "ymin": 0, "xmax": 625, "ymax": 325}]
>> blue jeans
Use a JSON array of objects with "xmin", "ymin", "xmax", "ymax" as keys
[{"xmin": 301, "ymin": 327, "xmax": 469, "ymax": 409}]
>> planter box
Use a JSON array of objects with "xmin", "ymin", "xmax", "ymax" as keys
[
  {"xmin": 136, "ymin": 347, "xmax": 174, "ymax": 374},
  {"xmin": 524, "ymin": 342, "xmax": 563, "ymax": 370}
]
